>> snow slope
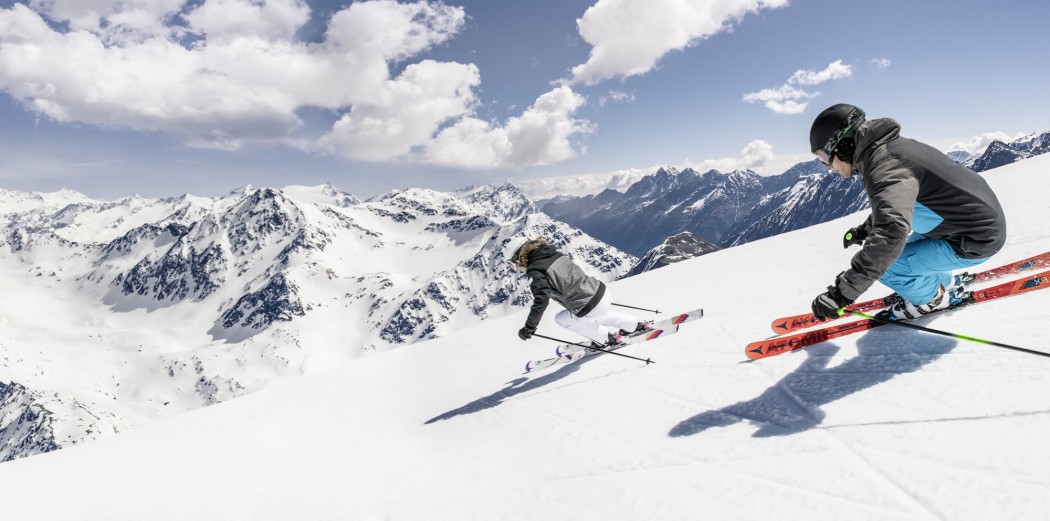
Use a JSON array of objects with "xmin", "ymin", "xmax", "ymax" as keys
[{"xmin": 1, "ymin": 155, "xmax": 1050, "ymax": 520}]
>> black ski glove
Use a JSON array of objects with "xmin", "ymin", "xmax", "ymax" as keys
[
  {"xmin": 518, "ymin": 326, "xmax": 535, "ymax": 341},
  {"xmin": 811, "ymin": 285, "xmax": 852, "ymax": 322},
  {"xmin": 843, "ymin": 226, "xmax": 868, "ymax": 248}
]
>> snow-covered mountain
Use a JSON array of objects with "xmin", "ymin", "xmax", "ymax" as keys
[
  {"xmin": 539, "ymin": 160, "xmax": 839, "ymax": 261},
  {"xmin": 722, "ymin": 169, "xmax": 868, "ymax": 247},
  {"xmin": 2, "ymin": 154, "xmax": 1048, "ymax": 521},
  {"xmin": 540, "ymin": 166, "xmax": 770, "ymax": 256},
  {"xmin": 623, "ymin": 231, "xmax": 720, "ymax": 277},
  {"xmin": 548, "ymin": 131, "xmax": 1048, "ymax": 274},
  {"xmin": 946, "ymin": 150, "xmax": 974, "ymax": 163},
  {"xmin": 0, "ymin": 182, "xmax": 635, "ymax": 461},
  {"xmin": 965, "ymin": 131, "xmax": 1050, "ymax": 172}
]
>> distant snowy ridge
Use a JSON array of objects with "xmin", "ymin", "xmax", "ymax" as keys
[
  {"xmin": 0, "ymin": 182, "xmax": 634, "ymax": 461},
  {"xmin": 964, "ymin": 131, "xmax": 1050, "ymax": 172},
  {"xmin": 624, "ymin": 231, "xmax": 720, "ymax": 277},
  {"xmin": 540, "ymin": 166, "xmax": 779, "ymax": 257},
  {"xmin": 547, "ymin": 130, "xmax": 1048, "ymax": 274}
]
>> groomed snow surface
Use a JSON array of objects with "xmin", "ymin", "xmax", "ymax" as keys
[{"xmin": 2, "ymin": 155, "xmax": 1050, "ymax": 520}]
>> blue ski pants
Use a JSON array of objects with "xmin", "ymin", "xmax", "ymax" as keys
[{"xmin": 879, "ymin": 237, "xmax": 988, "ymax": 305}]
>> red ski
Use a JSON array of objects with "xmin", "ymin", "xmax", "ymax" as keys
[
  {"xmin": 747, "ymin": 268, "xmax": 1050, "ymax": 361},
  {"xmin": 770, "ymin": 250, "xmax": 1050, "ymax": 335}
]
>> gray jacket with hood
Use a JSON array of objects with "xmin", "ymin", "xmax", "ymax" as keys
[
  {"xmin": 523, "ymin": 244, "xmax": 605, "ymax": 331},
  {"xmin": 835, "ymin": 118, "xmax": 1006, "ymax": 301}
]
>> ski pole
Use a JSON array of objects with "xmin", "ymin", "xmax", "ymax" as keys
[
  {"xmin": 612, "ymin": 303, "xmax": 661, "ymax": 314},
  {"xmin": 840, "ymin": 309, "xmax": 1050, "ymax": 359},
  {"xmin": 531, "ymin": 333, "xmax": 655, "ymax": 365}
]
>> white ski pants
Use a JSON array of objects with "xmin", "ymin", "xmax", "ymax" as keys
[{"xmin": 554, "ymin": 289, "xmax": 639, "ymax": 343}]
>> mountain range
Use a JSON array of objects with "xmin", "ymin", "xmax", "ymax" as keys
[
  {"xmin": 543, "ymin": 131, "xmax": 1049, "ymax": 269},
  {"xmin": 0, "ymin": 183, "xmax": 634, "ymax": 461},
  {"xmin": 2, "ymin": 154, "xmax": 1048, "ymax": 521},
  {"xmin": 1, "ymin": 130, "xmax": 1045, "ymax": 462}
]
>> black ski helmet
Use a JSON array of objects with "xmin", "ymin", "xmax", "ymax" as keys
[{"xmin": 810, "ymin": 103, "xmax": 866, "ymax": 161}]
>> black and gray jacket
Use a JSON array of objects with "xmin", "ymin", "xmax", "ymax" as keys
[
  {"xmin": 523, "ymin": 244, "xmax": 606, "ymax": 331},
  {"xmin": 835, "ymin": 118, "xmax": 1007, "ymax": 301}
]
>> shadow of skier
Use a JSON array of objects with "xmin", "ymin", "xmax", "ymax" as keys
[
  {"xmin": 668, "ymin": 325, "xmax": 959, "ymax": 438},
  {"xmin": 424, "ymin": 353, "xmax": 599, "ymax": 424}
]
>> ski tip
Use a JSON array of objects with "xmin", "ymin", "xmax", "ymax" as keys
[{"xmin": 651, "ymin": 308, "xmax": 704, "ymax": 326}]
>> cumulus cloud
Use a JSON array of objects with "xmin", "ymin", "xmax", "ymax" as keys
[
  {"xmin": 0, "ymin": 0, "xmax": 592, "ymax": 169},
  {"xmin": 871, "ymin": 57, "xmax": 891, "ymax": 69},
  {"xmin": 686, "ymin": 139, "xmax": 775, "ymax": 172},
  {"xmin": 949, "ymin": 131, "xmax": 1029, "ymax": 156},
  {"xmin": 566, "ymin": 0, "xmax": 789, "ymax": 85},
  {"xmin": 421, "ymin": 86, "xmax": 593, "ymax": 169},
  {"xmin": 743, "ymin": 59, "xmax": 852, "ymax": 114}
]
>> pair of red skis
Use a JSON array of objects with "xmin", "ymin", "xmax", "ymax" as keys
[{"xmin": 746, "ymin": 251, "xmax": 1050, "ymax": 361}]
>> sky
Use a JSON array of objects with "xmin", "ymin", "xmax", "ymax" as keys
[
  {"xmin": 1, "ymin": 153, "xmax": 1049, "ymax": 520},
  {"xmin": 0, "ymin": 0, "xmax": 1047, "ymax": 200}
]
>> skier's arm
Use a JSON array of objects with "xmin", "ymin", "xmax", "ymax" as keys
[
  {"xmin": 524, "ymin": 271, "xmax": 551, "ymax": 331},
  {"xmin": 836, "ymin": 165, "xmax": 918, "ymax": 300}
]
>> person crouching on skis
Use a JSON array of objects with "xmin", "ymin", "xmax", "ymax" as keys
[
  {"xmin": 808, "ymin": 103, "xmax": 1006, "ymax": 322},
  {"xmin": 510, "ymin": 238, "xmax": 650, "ymax": 347}
]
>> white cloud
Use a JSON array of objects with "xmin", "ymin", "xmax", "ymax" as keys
[
  {"xmin": 320, "ymin": 60, "xmax": 481, "ymax": 161},
  {"xmin": 742, "ymin": 85, "xmax": 816, "ymax": 115},
  {"xmin": 184, "ymin": 0, "xmax": 311, "ymax": 42},
  {"xmin": 871, "ymin": 57, "xmax": 891, "ymax": 69},
  {"xmin": 743, "ymin": 59, "xmax": 852, "ymax": 114},
  {"xmin": 598, "ymin": 89, "xmax": 635, "ymax": 108},
  {"xmin": 566, "ymin": 0, "xmax": 789, "ymax": 86},
  {"xmin": 27, "ymin": 0, "xmax": 187, "ymax": 43},
  {"xmin": 514, "ymin": 167, "xmax": 652, "ymax": 200},
  {"xmin": 789, "ymin": 59, "xmax": 852, "ymax": 85},
  {"xmin": 422, "ymin": 86, "xmax": 593, "ymax": 169},
  {"xmin": 685, "ymin": 139, "xmax": 775, "ymax": 172},
  {"xmin": 949, "ymin": 131, "xmax": 1029, "ymax": 156},
  {"xmin": 0, "ymin": 0, "xmax": 592, "ymax": 169}
]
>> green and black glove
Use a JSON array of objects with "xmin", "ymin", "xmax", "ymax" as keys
[
  {"xmin": 811, "ymin": 285, "xmax": 852, "ymax": 321},
  {"xmin": 843, "ymin": 226, "xmax": 867, "ymax": 248}
]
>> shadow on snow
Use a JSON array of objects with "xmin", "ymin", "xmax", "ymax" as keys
[
  {"xmin": 423, "ymin": 352, "xmax": 600, "ymax": 424},
  {"xmin": 669, "ymin": 325, "xmax": 959, "ymax": 438}
]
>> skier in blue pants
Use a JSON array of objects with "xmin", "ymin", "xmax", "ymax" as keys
[{"xmin": 808, "ymin": 103, "xmax": 1007, "ymax": 321}]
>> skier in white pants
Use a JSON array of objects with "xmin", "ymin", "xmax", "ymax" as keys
[{"xmin": 510, "ymin": 238, "xmax": 649, "ymax": 347}]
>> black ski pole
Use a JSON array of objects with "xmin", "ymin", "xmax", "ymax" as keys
[
  {"xmin": 841, "ymin": 309, "xmax": 1050, "ymax": 359},
  {"xmin": 531, "ymin": 333, "xmax": 655, "ymax": 365},
  {"xmin": 611, "ymin": 303, "xmax": 661, "ymax": 314}
]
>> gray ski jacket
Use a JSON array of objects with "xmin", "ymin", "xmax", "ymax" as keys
[
  {"xmin": 523, "ymin": 244, "xmax": 605, "ymax": 331},
  {"xmin": 835, "ymin": 118, "xmax": 1006, "ymax": 301}
]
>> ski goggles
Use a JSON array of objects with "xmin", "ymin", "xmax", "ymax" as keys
[{"xmin": 813, "ymin": 107, "xmax": 865, "ymax": 166}]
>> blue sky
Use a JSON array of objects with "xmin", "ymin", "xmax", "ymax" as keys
[{"xmin": 0, "ymin": 0, "xmax": 1047, "ymax": 199}]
